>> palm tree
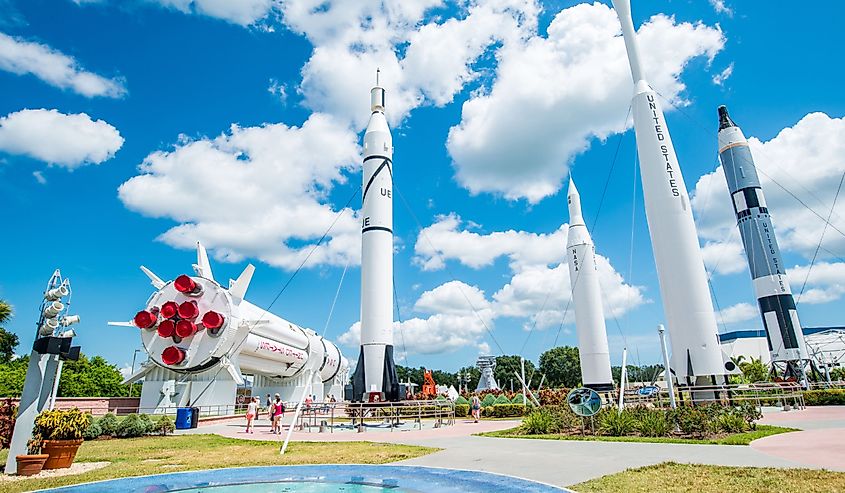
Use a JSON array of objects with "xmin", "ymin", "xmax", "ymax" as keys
[{"xmin": 0, "ymin": 299, "xmax": 11, "ymax": 326}]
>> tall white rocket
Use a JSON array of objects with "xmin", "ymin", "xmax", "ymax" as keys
[
  {"xmin": 567, "ymin": 179, "xmax": 614, "ymax": 391},
  {"xmin": 612, "ymin": 0, "xmax": 725, "ymax": 379},
  {"xmin": 352, "ymin": 77, "xmax": 399, "ymax": 400}
]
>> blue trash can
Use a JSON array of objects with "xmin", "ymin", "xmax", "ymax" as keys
[{"xmin": 175, "ymin": 407, "xmax": 193, "ymax": 429}]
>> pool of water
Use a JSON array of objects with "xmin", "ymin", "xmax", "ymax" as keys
[{"xmin": 38, "ymin": 465, "xmax": 571, "ymax": 493}]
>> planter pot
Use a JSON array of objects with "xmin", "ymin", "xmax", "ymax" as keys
[
  {"xmin": 42, "ymin": 439, "xmax": 83, "ymax": 470},
  {"xmin": 15, "ymin": 454, "xmax": 49, "ymax": 476}
]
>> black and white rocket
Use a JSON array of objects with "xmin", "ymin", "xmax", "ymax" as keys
[
  {"xmin": 350, "ymin": 78, "xmax": 399, "ymax": 401},
  {"xmin": 612, "ymin": 0, "xmax": 725, "ymax": 380},
  {"xmin": 567, "ymin": 179, "xmax": 614, "ymax": 391},
  {"xmin": 717, "ymin": 105, "xmax": 809, "ymax": 369}
]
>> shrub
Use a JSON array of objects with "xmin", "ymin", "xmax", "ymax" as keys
[
  {"xmin": 0, "ymin": 398, "xmax": 16, "ymax": 449},
  {"xmin": 82, "ymin": 413, "xmax": 102, "ymax": 440},
  {"xmin": 538, "ymin": 388, "xmax": 570, "ymax": 406},
  {"xmin": 522, "ymin": 407, "xmax": 557, "ymax": 435},
  {"xmin": 494, "ymin": 394, "xmax": 511, "ymax": 405},
  {"xmin": 155, "ymin": 415, "xmax": 175, "ymax": 436},
  {"xmin": 98, "ymin": 413, "xmax": 119, "ymax": 436},
  {"xmin": 454, "ymin": 395, "xmax": 469, "ymax": 406},
  {"xmin": 454, "ymin": 404, "xmax": 469, "ymax": 417},
  {"xmin": 510, "ymin": 393, "xmax": 527, "ymax": 405},
  {"xmin": 636, "ymin": 410, "xmax": 671, "ymax": 437},
  {"xmin": 715, "ymin": 413, "xmax": 748, "ymax": 433},
  {"xmin": 671, "ymin": 406, "xmax": 710, "ymax": 437},
  {"xmin": 803, "ymin": 389, "xmax": 845, "ymax": 406},
  {"xmin": 486, "ymin": 404, "xmax": 526, "ymax": 417},
  {"xmin": 139, "ymin": 414, "xmax": 156, "ymax": 434},
  {"xmin": 598, "ymin": 408, "xmax": 636, "ymax": 436},
  {"xmin": 34, "ymin": 408, "xmax": 88, "ymax": 440},
  {"xmin": 481, "ymin": 394, "xmax": 497, "ymax": 408},
  {"xmin": 733, "ymin": 401, "xmax": 762, "ymax": 429},
  {"xmin": 116, "ymin": 414, "xmax": 148, "ymax": 438}
]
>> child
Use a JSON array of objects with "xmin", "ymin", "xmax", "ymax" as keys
[{"xmin": 245, "ymin": 396, "xmax": 258, "ymax": 433}]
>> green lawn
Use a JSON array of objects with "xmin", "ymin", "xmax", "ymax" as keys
[
  {"xmin": 573, "ymin": 462, "xmax": 845, "ymax": 492},
  {"xmin": 0, "ymin": 435, "xmax": 435, "ymax": 493},
  {"xmin": 478, "ymin": 424, "xmax": 797, "ymax": 445}
]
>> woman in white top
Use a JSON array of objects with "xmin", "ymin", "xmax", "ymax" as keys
[{"xmin": 245, "ymin": 396, "xmax": 259, "ymax": 433}]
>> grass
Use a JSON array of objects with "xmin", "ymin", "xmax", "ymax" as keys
[
  {"xmin": 572, "ymin": 462, "xmax": 845, "ymax": 492},
  {"xmin": 0, "ymin": 434, "xmax": 435, "ymax": 493},
  {"xmin": 477, "ymin": 424, "xmax": 798, "ymax": 445}
]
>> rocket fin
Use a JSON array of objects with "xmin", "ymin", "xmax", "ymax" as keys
[
  {"xmin": 108, "ymin": 321, "xmax": 135, "ymax": 327},
  {"xmin": 220, "ymin": 356, "xmax": 244, "ymax": 385},
  {"xmin": 194, "ymin": 242, "xmax": 215, "ymax": 281},
  {"xmin": 229, "ymin": 264, "xmax": 255, "ymax": 300},
  {"xmin": 140, "ymin": 265, "xmax": 166, "ymax": 289}
]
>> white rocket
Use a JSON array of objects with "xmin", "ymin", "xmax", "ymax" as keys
[
  {"xmin": 566, "ymin": 179, "xmax": 614, "ymax": 391},
  {"xmin": 351, "ymin": 78, "xmax": 400, "ymax": 401},
  {"xmin": 612, "ymin": 0, "xmax": 725, "ymax": 380}
]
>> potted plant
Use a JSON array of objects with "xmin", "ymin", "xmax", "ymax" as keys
[
  {"xmin": 15, "ymin": 435, "xmax": 48, "ymax": 476},
  {"xmin": 34, "ymin": 408, "xmax": 88, "ymax": 470}
]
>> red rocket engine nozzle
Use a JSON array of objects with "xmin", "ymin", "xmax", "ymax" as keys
[
  {"xmin": 175, "ymin": 320, "xmax": 198, "ymax": 338},
  {"xmin": 157, "ymin": 319, "xmax": 176, "ymax": 338},
  {"xmin": 174, "ymin": 275, "xmax": 202, "ymax": 295},
  {"xmin": 134, "ymin": 310, "xmax": 157, "ymax": 329},
  {"xmin": 201, "ymin": 311, "xmax": 225, "ymax": 330},
  {"xmin": 177, "ymin": 300, "xmax": 199, "ymax": 320},
  {"xmin": 160, "ymin": 301, "xmax": 179, "ymax": 320},
  {"xmin": 161, "ymin": 346, "xmax": 186, "ymax": 365}
]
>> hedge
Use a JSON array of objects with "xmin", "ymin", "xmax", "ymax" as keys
[
  {"xmin": 481, "ymin": 394, "xmax": 497, "ymax": 407},
  {"xmin": 455, "ymin": 404, "xmax": 469, "ymax": 417},
  {"xmin": 484, "ymin": 404, "xmax": 527, "ymax": 418},
  {"xmin": 803, "ymin": 389, "xmax": 845, "ymax": 406}
]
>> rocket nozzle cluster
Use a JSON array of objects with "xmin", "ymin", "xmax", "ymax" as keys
[{"xmin": 130, "ymin": 274, "xmax": 229, "ymax": 365}]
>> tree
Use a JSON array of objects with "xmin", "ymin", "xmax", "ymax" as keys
[
  {"xmin": 0, "ymin": 300, "xmax": 18, "ymax": 364},
  {"xmin": 58, "ymin": 355, "xmax": 126, "ymax": 397},
  {"xmin": 612, "ymin": 364, "xmax": 664, "ymax": 385},
  {"xmin": 539, "ymin": 346, "xmax": 581, "ymax": 388},
  {"xmin": 738, "ymin": 357, "xmax": 769, "ymax": 383},
  {"xmin": 0, "ymin": 356, "xmax": 29, "ymax": 397},
  {"xmin": 494, "ymin": 355, "xmax": 536, "ymax": 389},
  {"xmin": 455, "ymin": 365, "xmax": 480, "ymax": 391}
]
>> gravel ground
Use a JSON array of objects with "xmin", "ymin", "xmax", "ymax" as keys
[{"xmin": 0, "ymin": 462, "xmax": 110, "ymax": 482}]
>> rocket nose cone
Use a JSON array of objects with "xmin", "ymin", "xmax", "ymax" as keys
[
  {"xmin": 718, "ymin": 105, "xmax": 737, "ymax": 130},
  {"xmin": 567, "ymin": 178, "xmax": 579, "ymax": 197}
]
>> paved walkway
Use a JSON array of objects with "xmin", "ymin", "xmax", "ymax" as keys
[
  {"xmin": 751, "ymin": 405, "xmax": 845, "ymax": 471},
  {"xmin": 189, "ymin": 407, "xmax": 845, "ymax": 489}
]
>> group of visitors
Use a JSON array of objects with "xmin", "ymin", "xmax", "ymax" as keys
[{"xmin": 244, "ymin": 393, "xmax": 286, "ymax": 434}]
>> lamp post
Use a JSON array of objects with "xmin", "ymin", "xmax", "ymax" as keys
[{"xmin": 129, "ymin": 349, "xmax": 143, "ymax": 397}]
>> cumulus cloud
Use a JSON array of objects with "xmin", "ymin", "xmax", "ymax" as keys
[
  {"xmin": 0, "ymin": 32, "xmax": 126, "ymax": 97},
  {"xmin": 712, "ymin": 62, "xmax": 733, "ymax": 85},
  {"xmin": 717, "ymin": 302, "xmax": 757, "ymax": 324},
  {"xmin": 339, "ymin": 281, "xmax": 496, "ymax": 355},
  {"xmin": 153, "ymin": 0, "xmax": 276, "ymax": 27},
  {"xmin": 788, "ymin": 262, "xmax": 845, "ymax": 305},
  {"xmin": 0, "ymin": 109, "xmax": 124, "ymax": 167},
  {"xmin": 292, "ymin": 0, "xmax": 538, "ymax": 128},
  {"xmin": 692, "ymin": 112, "xmax": 845, "ymax": 270},
  {"xmin": 447, "ymin": 2, "xmax": 725, "ymax": 203},
  {"xmin": 118, "ymin": 113, "xmax": 362, "ymax": 269}
]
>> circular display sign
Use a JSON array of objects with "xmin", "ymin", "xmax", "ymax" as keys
[{"xmin": 567, "ymin": 387, "xmax": 602, "ymax": 417}]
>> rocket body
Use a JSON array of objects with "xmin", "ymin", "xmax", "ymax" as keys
[
  {"xmin": 566, "ymin": 180, "xmax": 614, "ymax": 391},
  {"xmin": 352, "ymin": 85, "xmax": 399, "ymax": 401},
  {"xmin": 717, "ymin": 106, "xmax": 808, "ymax": 363},
  {"xmin": 612, "ymin": 0, "xmax": 725, "ymax": 378}
]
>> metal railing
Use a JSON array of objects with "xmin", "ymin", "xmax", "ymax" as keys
[
  {"xmin": 292, "ymin": 400, "xmax": 456, "ymax": 433},
  {"xmin": 621, "ymin": 382, "xmax": 806, "ymax": 410}
]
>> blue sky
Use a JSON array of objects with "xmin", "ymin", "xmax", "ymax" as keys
[{"xmin": 1, "ymin": 0, "xmax": 843, "ymax": 375}]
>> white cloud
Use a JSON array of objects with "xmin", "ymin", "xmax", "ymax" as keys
[
  {"xmin": 701, "ymin": 238, "xmax": 746, "ymax": 276},
  {"xmin": 0, "ymin": 109, "xmax": 124, "ymax": 167},
  {"xmin": 717, "ymin": 302, "xmax": 757, "ymax": 324},
  {"xmin": 339, "ymin": 281, "xmax": 496, "ymax": 355},
  {"xmin": 446, "ymin": 3, "xmax": 725, "ymax": 203},
  {"xmin": 712, "ymin": 62, "xmax": 733, "ymax": 85},
  {"xmin": 267, "ymin": 79, "xmax": 287, "ymax": 105},
  {"xmin": 292, "ymin": 0, "xmax": 538, "ymax": 128},
  {"xmin": 152, "ymin": 0, "xmax": 275, "ymax": 26},
  {"xmin": 709, "ymin": 0, "xmax": 733, "ymax": 16},
  {"xmin": 692, "ymin": 113, "xmax": 845, "ymax": 274},
  {"xmin": 414, "ymin": 213, "xmax": 566, "ymax": 271},
  {"xmin": 788, "ymin": 262, "xmax": 845, "ymax": 305},
  {"xmin": 118, "ymin": 113, "xmax": 362, "ymax": 270},
  {"xmin": 0, "ymin": 32, "xmax": 126, "ymax": 98}
]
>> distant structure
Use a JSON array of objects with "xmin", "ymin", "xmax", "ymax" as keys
[{"xmin": 476, "ymin": 355, "xmax": 499, "ymax": 391}]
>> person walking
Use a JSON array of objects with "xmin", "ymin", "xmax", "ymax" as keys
[
  {"xmin": 471, "ymin": 395, "xmax": 481, "ymax": 423},
  {"xmin": 245, "ymin": 396, "xmax": 258, "ymax": 433},
  {"xmin": 265, "ymin": 394, "xmax": 273, "ymax": 421},
  {"xmin": 272, "ymin": 394, "xmax": 284, "ymax": 434}
]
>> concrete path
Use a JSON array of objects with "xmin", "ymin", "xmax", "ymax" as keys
[{"xmin": 751, "ymin": 405, "xmax": 845, "ymax": 471}]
